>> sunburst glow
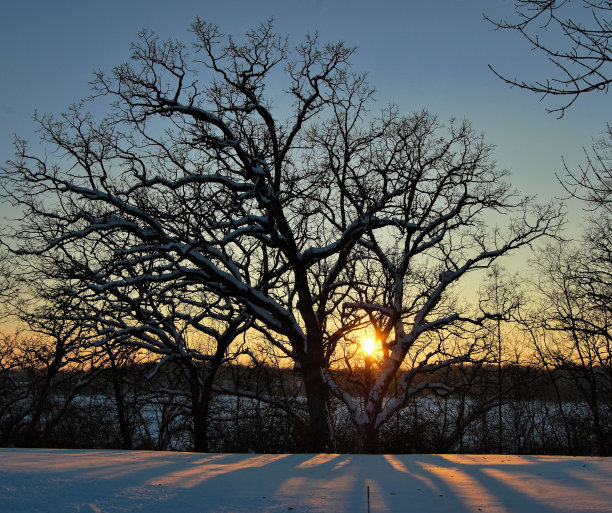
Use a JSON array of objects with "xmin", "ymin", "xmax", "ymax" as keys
[{"xmin": 362, "ymin": 336, "xmax": 376, "ymax": 357}]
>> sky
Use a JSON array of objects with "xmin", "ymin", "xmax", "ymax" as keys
[{"xmin": 0, "ymin": 0, "xmax": 609, "ymax": 233}]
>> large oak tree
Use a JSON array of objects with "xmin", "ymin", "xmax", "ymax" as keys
[{"xmin": 1, "ymin": 20, "xmax": 561, "ymax": 451}]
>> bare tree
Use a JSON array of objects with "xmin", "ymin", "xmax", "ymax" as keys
[
  {"xmin": 320, "ymin": 107, "xmax": 560, "ymax": 451},
  {"xmin": 531, "ymin": 241, "xmax": 611, "ymax": 455},
  {"xmin": 55, "ymin": 252, "xmax": 252, "ymax": 452},
  {"xmin": 98, "ymin": 290, "xmax": 250, "ymax": 453},
  {"xmin": 478, "ymin": 264, "xmax": 523, "ymax": 453},
  {"xmin": 490, "ymin": 0, "xmax": 612, "ymax": 448},
  {"xmin": 0, "ymin": 302, "xmax": 99, "ymax": 447},
  {"xmin": 487, "ymin": 0, "xmax": 612, "ymax": 116},
  {"xmin": 0, "ymin": 248, "xmax": 21, "ymax": 322},
  {"xmin": 559, "ymin": 123, "xmax": 612, "ymax": 213},
  {"xmin": 0, "ymin": 20, "xmax": 562, "ymax": 452}
]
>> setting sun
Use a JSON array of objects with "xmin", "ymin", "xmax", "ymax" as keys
[{"xmin": 362, "ymin": 336, "xmax": 376, "ymax": 357}]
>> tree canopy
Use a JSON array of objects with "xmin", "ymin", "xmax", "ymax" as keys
[{"xmin": 0, "ymin": 19, "xmax": 563, "ymax": 451}]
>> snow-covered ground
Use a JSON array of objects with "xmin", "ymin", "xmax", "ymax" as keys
[{"xmin": 1, "ymin": 449, "xmax": 611, "ymax": 512}]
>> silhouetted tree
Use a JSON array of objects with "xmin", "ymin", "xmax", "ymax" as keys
[
  {"xmin": 1, "ymin": 19, "xmax": 562, "ymax": 452},
  {"xmin": 532, "ymin": 241, "xmax": 612, "ymax": 455}
]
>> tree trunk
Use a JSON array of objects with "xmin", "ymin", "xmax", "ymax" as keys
[
  {"xmin": 356, "ymin": 422, "xmax": 379, "ymax": 454},
  {"xmin": 186, "ymin": 362, "xmax": 211, "ymax": 453},
  {"xmin": 24, "ymin": 349, "xmax": 64, "ymax": 446},
  {"xmin": 108, "ymin": 349, "xmax": 132, "ymax": 450},
  {"xmin": 301, "ymin": 360, "xmax": 335, "ymax": 452},
  {"xmin": 590, "ymin": 396, "xmax": 608, "ymax": 456},
  {"xmin": 192, "ymin": 397, "xmax": 210, "ymax": 453}
]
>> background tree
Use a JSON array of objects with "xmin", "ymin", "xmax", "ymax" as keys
[
  {"xmin": 531, "ymin": 239, "xmax": 612, "ymax": 455},
  {"xmin": 487, "ymin": 0, "xmax": 612, "ymax": 116},
  {"xmin": 0, "ymin": 249, "xmax": 16, "ymax": 322},
  {"xmin": 478, "ymin": 264, "xmax": 523, "ymax": 453},
  {"xmin": 0, "ymin": 301, "xmax": 99, "ymax": 447},
  {"xmin": 53, "ymin": 249, "xmax": 252, "ymax": 452}
]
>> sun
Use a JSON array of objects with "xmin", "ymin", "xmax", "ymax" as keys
[{"xmin": 362, "ymin": 336, "xmax": 376, "ymax": 357}]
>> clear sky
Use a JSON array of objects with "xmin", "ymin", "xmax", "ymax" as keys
[{"xmin": 0, "ymin": 0, "xmax": 609, "ymax": 233}]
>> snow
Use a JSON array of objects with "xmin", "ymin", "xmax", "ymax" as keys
[{"xmin": 1, "ymin": 449, "xmax": 611, "ymax": 512}]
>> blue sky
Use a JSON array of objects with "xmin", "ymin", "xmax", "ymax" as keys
[{"xmin": 1, "ymin": 0, "xmax": 609, "ymax": 232}]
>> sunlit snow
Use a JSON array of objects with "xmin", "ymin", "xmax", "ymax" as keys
[{"xmin": 1, "ymin": 449, "xmax": 611, "ymax": 512}]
